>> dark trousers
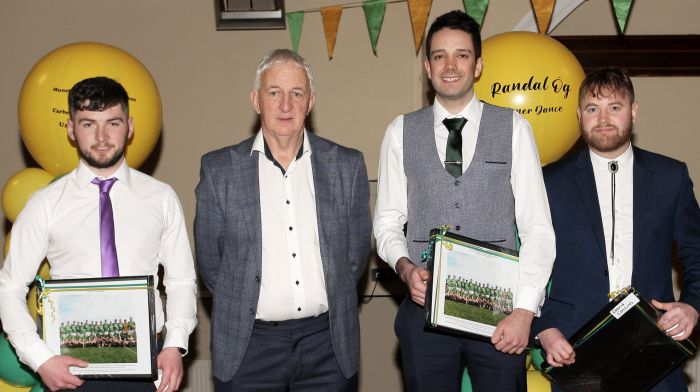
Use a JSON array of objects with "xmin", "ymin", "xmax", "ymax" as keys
[
  {"xmin": 215, "ymin": 312, "xmax": 356, "ymax": 392},
  {"xmin": 395, "ymin": 297, "xmax": 526, "ymax": 392}
]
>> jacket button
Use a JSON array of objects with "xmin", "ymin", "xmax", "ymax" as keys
[
  {"xmin": 455, "ymin": 225, "xmax": 461, "ymax": 231},
  {"xmin": 249, "ymin": 308, "xmax": 255, "ymax": 315},
  {"xmin": 454, "ymin": 202, "xmax": 461, "ymax": 209},
  {"xmin": 255, "ymin": 276, "xmax": 260, "ymax": 283},
  {"xmin": 454, "ymin": 180, "xmax": 461, "ymax": 186}
]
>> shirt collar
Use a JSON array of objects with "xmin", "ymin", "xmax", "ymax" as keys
[
  {"xmin": 251, "ymin": 129, "xmax": 311, "ymax": 173},
  {"xmin": 75, "ymin": 159, "xmax": 131, "ymax": 189},
  {"xmin": 589, "ymin": 143, "xmax": 633, "ymax": 171},
  {"xmin": 432, "ymin": 93, "xmax": 482, "ymax": 128}
]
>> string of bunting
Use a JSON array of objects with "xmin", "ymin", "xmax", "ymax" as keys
[{"xmin": 286, "ymin": 0, "xmax": 635, "ymax": 59}]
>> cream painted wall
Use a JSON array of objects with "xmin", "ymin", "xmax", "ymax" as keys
[{"xmin": 1, "ymin": 1, "xmax": 699, "ymax": 391}]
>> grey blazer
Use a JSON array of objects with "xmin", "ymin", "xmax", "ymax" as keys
[{"xmin": 194, "ymin": 133, "xmax": 372, "ymax": 382}]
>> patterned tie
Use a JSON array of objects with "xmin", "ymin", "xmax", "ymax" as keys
[
  {"xmin": 92, "ymin": 177, "xmax": 120, "ymax": 277},
  {"xmin": 443, "ymin": 117, "xmax": 468, "ymax": 178}
]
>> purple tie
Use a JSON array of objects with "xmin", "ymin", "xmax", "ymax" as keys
[{"xmin": 92, "ymin": 177, "xmax": 120, "ymax": 277}]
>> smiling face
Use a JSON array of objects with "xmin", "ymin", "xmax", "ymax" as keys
[
  {"xmin": 424, "ymin": 28, "xmax": 483, "ymax": 114},
  {"xmin": 67, "ymin": 103, "xmax": 134, "ymax": 176},
  {"xmin": 250, "ymin": 61, "xmax": 315, "ymax": 141},
  {"xmin": 578, "ymin": 90, "xmax": 637, "ymax": 158}
]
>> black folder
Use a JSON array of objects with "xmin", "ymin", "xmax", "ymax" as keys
[{"xmin": 541, "ymin": 287, "xmax": 696, "ymax": 391}]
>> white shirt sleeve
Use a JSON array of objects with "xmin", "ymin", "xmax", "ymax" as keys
[
  {"xmin": 0, "ymin": 191, "xmax": 57, "ymax": 371},
  {"xmin": 373, "ymin": 115, "xmax": 411, "ymax": 271},
  {"xmin": 510, "ymin": 111, "xmax": 557, "ymax": 314},
  {"xmin": 158, "ymin": 187, "xmax": 198, "ymax": 353}
]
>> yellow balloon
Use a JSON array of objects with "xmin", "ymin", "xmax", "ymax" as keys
[
  {"xmin": 0, "ymin": 378, "xmax": 31, "ymax": 392},
  {"xmin": 1, "ymin": 168, "xmax": 54, "ymax": 222},
  {"xmin": 475, "ymin": 32, "xmax": 584, "ymax": 166},
  {"xmin": 18, "ymin": 42, "xmax": 162, "ymax": 175}
]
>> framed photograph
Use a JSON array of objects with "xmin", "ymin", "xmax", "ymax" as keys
[
  {"xmin": 37, "ymin": 276, "xmax": 157, "ymax": 379},
  {"xmin": 541, "ymin": 287, "xmax": 696, "ymax": 391},
  {"xmin": 424, "ymin": 229, "xmax": 519, "ymax": 339}
]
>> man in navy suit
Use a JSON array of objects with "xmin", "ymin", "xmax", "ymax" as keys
[{"xmin": 532, "ymin": 67, "xmax": 700, "ymax": 391}]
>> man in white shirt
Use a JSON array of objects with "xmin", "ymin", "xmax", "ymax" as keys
[
  {"xmin": 194, "ymin": 49, "xmax": 371, "ymax": 391},
  {"xmin": 0, "ymin": 77, "xmax": 198, "ymax": 392},
  {"xmin": 533, "ymin": 67, "xmax": 700, "ymax": 391},
  {"xmin": 374, "ymin": 10, "xmax": 556, "ymax": 391}
]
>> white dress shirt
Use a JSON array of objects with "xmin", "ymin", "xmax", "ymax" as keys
[
  {"xmin": 254, "ymin": 130, "xmax": 329, "ymax": 321},
  {"xmin": 374, "ymin": 95, "xmax": 556, "ymax": 313},
  {"xmin": 0, "ymin": 160, "xmax": 198, "ymax": 371},
  {"xmin": 590, "ymin": 145, "xmax": 634, "ymax": 293}
]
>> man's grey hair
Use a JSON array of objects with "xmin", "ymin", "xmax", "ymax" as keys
[{"xmin": 253, "ymin": 49, "xmax": 315, "ymax": 95}]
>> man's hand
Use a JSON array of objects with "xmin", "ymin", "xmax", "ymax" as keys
[
  {"xmin": 491, "ymin": 308, "xmax": 535, "ymax": 354},
  {"xmin": 651, "ymin": 299, "xmax": 699, "ymax": 341},
  {"xmin": 537, "ymin": 328, "xmax": 575, "ymax": 367},
  {"xmin": 157, "ymin": 347, "xmax": 184, "ymax": 392},
  {"xmin": 396, "ymin": 257, "xmax": 430, "ymax": 306},
  {"xmin": 37, "ymin": 355, "xmax": 88, "ymax": 391}
]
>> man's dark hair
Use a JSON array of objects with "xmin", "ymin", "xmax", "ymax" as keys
[
  {"xmin": 578, "ymin": 67, "xmax": 635, "ymax": 104},
  {"xmin": 425, "ymin": 10, "xmax": 482, "ymax": 60},
  {"xmin": 68, "ymin": 76, "xmax": 129, "ymax": 119}
]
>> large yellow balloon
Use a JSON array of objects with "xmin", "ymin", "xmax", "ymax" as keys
[
  {"xmin": 18, "ymin": 42, "xmax": 162, "ymax": 175},
  {"xmin": 0, "ymin": 378, "xmax": 31, "ymax": 392},
  {"xmin": 1, "ymin": 168, "xmax": 54, "ymax": 222},
  {"xmin": 475, "ymin": 32, "xmax": 584, "ymax": 166}
]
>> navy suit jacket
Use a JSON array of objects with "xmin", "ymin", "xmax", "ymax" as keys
[
  {"xmin": 533, "ymin": 147, "xmax": 700, "ymax": 390},
  {"xmin": 194, "ymin": 133, "xmax": 372, "ymax": 382}
]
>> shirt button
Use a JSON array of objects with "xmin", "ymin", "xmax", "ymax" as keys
[
  {"xmin": 297, "ymin": 307, "xmax": 301, "ymax": 312},
  {"xmin": 286, "ymin": 200, "xmax": 290, "ymax": 205},
  {"xmin": 295, "ymin": 280, "xmax": 299, "ymax": 285},
  {"xmin": 292, "ymin": 253, "xmax": 296, "ymax": 258},
  {"xmin": 289, "ymin": 226, "xmax": 293, "ymax": 231},
  {"xmin": 455, "ymin": 225, "xmax": 461, "ymax": 231},
  {"xmin": 454, "ymin": 202, "xmax": 461, "ymax": 209}
]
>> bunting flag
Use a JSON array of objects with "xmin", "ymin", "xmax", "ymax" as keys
[
  {"xmin": 531, "ymin": 0, "xmax": 556, "ymax": 34},
  {"xmin": 321, "ymin": 6, "xmax": 343, "ymax": 60},
  {"xmin": 611, "ymin": 0, "xmax": 634, "ymax": 34},
  {"xmin": 463, "ymin": 0, "xmax": 489, "ymax": 27},
  {"xmin": 363, "ymin": 0, "xmax": 387, "ymax": 56},
  {"xmin": 287, "ymin": 11, "xmax": 304, "ymax": 53},
  {"xmin": 407, "ymin": 0, "xmax": 433, "ymax": 54}
]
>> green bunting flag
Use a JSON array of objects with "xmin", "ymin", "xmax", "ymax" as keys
[
  {"xmin": 463, "ymin": 0, "xmax": 489, "ymax": 27},
  {"xmin": 363, "ymin": 0, "xmax": 387, "ymax": 56},
  {"xmin": 611, "ymin": 0, "xmax": 634, "ymax": 34},
  {"xmin": 287, "ymin": 11, "xmax": 304, "ymax": 53}
]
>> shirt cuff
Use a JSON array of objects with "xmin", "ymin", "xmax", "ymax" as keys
[
  {"xmin": 162, "ymin": 329, "xmax": 189, "ymax": 356},
  {"xmin": 386, "ymin": 244, "xmax": 410, "ymax": 272},
  {"xmin": 23, "ymin": 340, "xmax": 56, "ymax": 372},
  {"xmin": 514, "ymin": 285, "xmax": 543, "ymax": 316}
]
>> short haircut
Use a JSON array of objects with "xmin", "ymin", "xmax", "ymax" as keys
[
  {"xmin": 68, "ymin": 77, "xmax": 129, "ymax": 119},
  {"xmin": 578, "ymin": 67, "xmax": 635, "ymax": 104},
  {"xmin": 253, "ymin": 49, "xmax": 315, "ymax": 95},
  {"xmin": 425, "ymin": 10, "xmax": 482, "ymax": 60}
]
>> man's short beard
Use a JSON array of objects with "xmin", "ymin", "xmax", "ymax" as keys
[
  {"xmin": 80, "ymin": 146, "xmax": 126, "ymax": 169},
  {"xmin": 582, "ymin": 124, "xmax": 632, "ymax": 153}
]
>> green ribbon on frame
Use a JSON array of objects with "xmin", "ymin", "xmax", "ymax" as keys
[
  {"xmin": 611, "ymin": 0, "xmax": 634, "ymax": 34},
  {"xmin": 287, "ymin": 11, "xmax": 304, "ymax": 53},
  {"xmin": 363, "ymin": 0, "xmax": 387, "ymax": 56},
  {"xmin": 463, "ymin": 0, "xmax": 489, "ymax": 27}
]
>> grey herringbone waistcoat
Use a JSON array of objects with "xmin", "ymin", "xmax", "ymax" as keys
[{"xmin": 404, "ymin": 103, "xmax": 516, "ymax": 266}]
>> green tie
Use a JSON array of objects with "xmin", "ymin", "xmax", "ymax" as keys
[{"xmin": 443, "ymin": 117, "xmax": 467, "ymax": 178}]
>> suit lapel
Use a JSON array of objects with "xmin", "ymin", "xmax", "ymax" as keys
[
  {"xmin": 573, "ymin": 150, "xmax": 607, "ymax": 257},
  {"xmin": 309, "ymin": 135, "xmax": 337, "ymax": 275},
  {"xmin": 632, "ymin": 147, "xmax": 652, "ymax": 283},
  {"xmin": 230, "ymin": 142, "xmax": 262, "ymax": 252}
]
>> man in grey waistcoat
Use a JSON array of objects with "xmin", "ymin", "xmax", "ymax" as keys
[
  {"xmin": 373, "ymin": 10, "xmax": 556, "ymax": 392},
  {"xmin": 195, "ymin": 49, "xmax": 371, "ymax": 391}
]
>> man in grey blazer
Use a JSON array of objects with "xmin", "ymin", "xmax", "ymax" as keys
[{"xmin": 194, "ymin": 49, "xmax": 371, "ymax": 391}]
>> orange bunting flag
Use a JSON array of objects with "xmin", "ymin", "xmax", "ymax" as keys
[
  {"xmin": 407, "ymin": 0, "xmax": 433, "ymax": 54},
  {"xmin": 321, "ymin": 6, "xmax": 343, "ymax": 60},
  {"xmin": 531, "ymin": 0, "xmax": 556, "ymax": 34}
]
